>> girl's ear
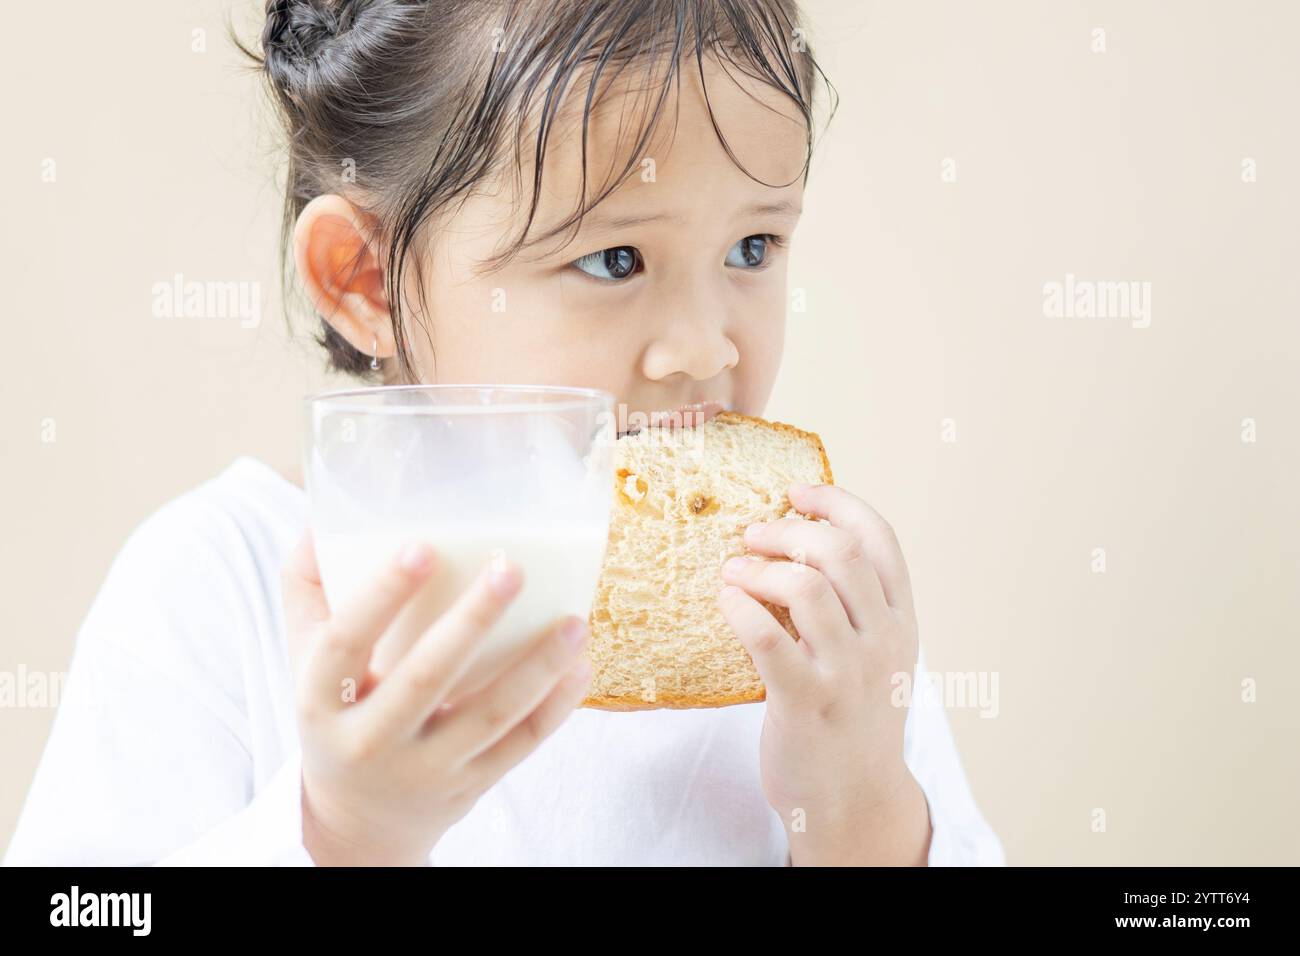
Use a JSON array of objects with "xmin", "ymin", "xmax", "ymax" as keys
[{"xmin": 292, "ymin": 194, "xmax": 393, "ymax": 360}]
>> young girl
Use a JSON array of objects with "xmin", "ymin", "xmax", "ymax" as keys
[{"xmin": 4, "ymin": 0, "xmax": 1003, "ymax": 866}]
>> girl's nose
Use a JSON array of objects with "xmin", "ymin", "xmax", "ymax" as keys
[
  {"xmin": 640, "ymin": 275, "xmax": 739, "ymax": 381},
  {"xmin": 641, "ymin": 314, "xmax": 739, "ymax": 382}
]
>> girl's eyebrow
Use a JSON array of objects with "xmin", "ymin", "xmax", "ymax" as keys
[{"xmin": 580, "ymin": 199, "xmax": 802, "ymax": 236}]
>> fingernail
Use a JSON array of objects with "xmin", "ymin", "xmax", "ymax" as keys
[
  {"xmin": 399, "ymin": 542, "xmax": 432, "ymax": 574},
  {"xmin": 789, "ymin": 482, "xmax": 811, "ymax": 495},
  {"xmin": 487, "ymin": 550, "xmax": 519, "ymax": 597},
  {"xmin": 719, "ymin": 585, "xmax": 741, "ymax": 599},
  {"xmin": 562, "ymin": 617, "xmax": 589, "ymax": 647},
  {"xmin": 723, "ymin": 556, "xmax": 749, "ymax": 575},
  {"xmin": 744, "ymin": 522, "xmax": 765, "ymax": 539}
]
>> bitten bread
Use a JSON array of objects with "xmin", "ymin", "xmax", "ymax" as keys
[{"xmin": 581, "ymin": 411, "xmax": 834, "ymax": 710}]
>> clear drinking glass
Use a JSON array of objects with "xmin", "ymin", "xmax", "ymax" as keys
[{"xmin": 303, "ymin": 384, "xmax": 616, "ymax": 696}]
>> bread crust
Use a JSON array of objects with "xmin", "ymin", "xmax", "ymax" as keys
[{"xmin": 580, "ymin": 411, "xmax": 834, "ymax": 711}]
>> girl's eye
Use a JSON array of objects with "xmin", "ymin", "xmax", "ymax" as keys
[
  {"xmin": 572, "ymin": 246, "xmax": 640, "ymax": 281},
  {"xmin": 726, "ymin": 234, "xmax": 779, "ymax": 269},
  {"xmin": 570, "ymin": 234, "xmax": 783, "ymax": 280}
]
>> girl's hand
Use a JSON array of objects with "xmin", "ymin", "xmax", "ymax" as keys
[
  {"xmin": 717, "ymin": 483, "xmax": 932, "ymax": 866},
  {"xmin": 281, "ymin": 527, "xmax": 592, "ymax": 866}
]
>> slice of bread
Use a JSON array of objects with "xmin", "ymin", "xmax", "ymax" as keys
[{"xmin": 581, "ymin": 411, "xmax": 834, "ymax": 710}]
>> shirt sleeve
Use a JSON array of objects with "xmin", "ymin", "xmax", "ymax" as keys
[
  {"xmin": 1, "ymin": 494, "xmax": 316, "ymax": 867},
  {"xmin": 903, "ymin": 644, "xmax": 1006, "ymax": 866}
]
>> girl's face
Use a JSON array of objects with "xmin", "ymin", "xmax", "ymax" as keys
[{"xmin": 295, "ymin": 54, "xmax": 808, "ymax": 427}]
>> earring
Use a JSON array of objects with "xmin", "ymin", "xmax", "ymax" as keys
[{"xmin": 370, "ymin": 334, "xmax": 380, "ymax": 371}]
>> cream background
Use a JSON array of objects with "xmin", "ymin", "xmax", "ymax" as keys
[{"xmin": 2, "ymin": 0, "xmax": 1296, "ymax": 864}]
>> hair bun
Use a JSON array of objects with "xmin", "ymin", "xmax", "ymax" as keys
[
  {"xmin": 263, "ymin": 0, "xmax": 361, "ymax": 64},
  {"xmin": 261, "ymin": 0, "xmax": 373, "ymax": 100}
]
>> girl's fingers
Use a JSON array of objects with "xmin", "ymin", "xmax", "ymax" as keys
[
  {"xmin": 329, "ymin": 541, "xmax": 436, "ymax": 643},
  {"xmin": 786, "ymin": 483, "xmax": 915, "ymax": 616},
  {"xmin": 428, "ymin": 615, "xmax": 589, "ymax": 763},
  {"xmin": 362, "ymin": 555, "xmax": 522, "ymax": 741},
  {"xmin": 742, "ymin": 517, "xmax": 892, "ymax": 635},
  {"xmin": 282, "ymin": 526, "xmax": 331, "ymax": 637},
  {"xmin": 716, "ymin": 585, "xmax": 816, "ymax": 700},
  {"xmin": 299, "ymin": 540, "xmax": 436, "ymax": 713},
  {"xmin": 459, "ymin": 659, "xmax": 591, "ymax": 789},
  {"xmin": 720, "ymin": 555, "xmax": 855, "ymax": 661}
]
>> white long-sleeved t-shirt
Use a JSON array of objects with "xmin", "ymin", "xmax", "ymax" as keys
[{"xmin": 3, "ymin": 457, "xmax": 1005, "ymax": 866}]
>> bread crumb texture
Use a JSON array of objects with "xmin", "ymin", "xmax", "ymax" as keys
[{"xmin": 582, "ymin": 411, "xmax": 833, "ymax": 711}]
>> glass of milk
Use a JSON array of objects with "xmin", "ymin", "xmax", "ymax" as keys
[{"xmin": 304, "ymin": 384, "xmax": 616, "ymax": 697}]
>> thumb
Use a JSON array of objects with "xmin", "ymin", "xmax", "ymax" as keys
[{"xmin": 282, "ymin": 525, "xmax": 331, "ymax": 664}]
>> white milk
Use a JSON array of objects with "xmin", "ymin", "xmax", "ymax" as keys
[{"xmin": 314, "ymin": 522, "xmax": 610, "ymax": 699}]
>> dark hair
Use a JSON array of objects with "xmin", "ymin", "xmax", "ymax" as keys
[{"xmin": 236, "ymin": 0, "xmax": 836, "ymax": 383}]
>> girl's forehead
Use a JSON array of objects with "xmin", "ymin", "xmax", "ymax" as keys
[{"xmin": 512, "ymin": 53, "xmax": 809, "ymax": 210}]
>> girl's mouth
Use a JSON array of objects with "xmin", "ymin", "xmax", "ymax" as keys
[{"xmin": 617, "ymin": 400, "xmax": 727, "ymax": 438}]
